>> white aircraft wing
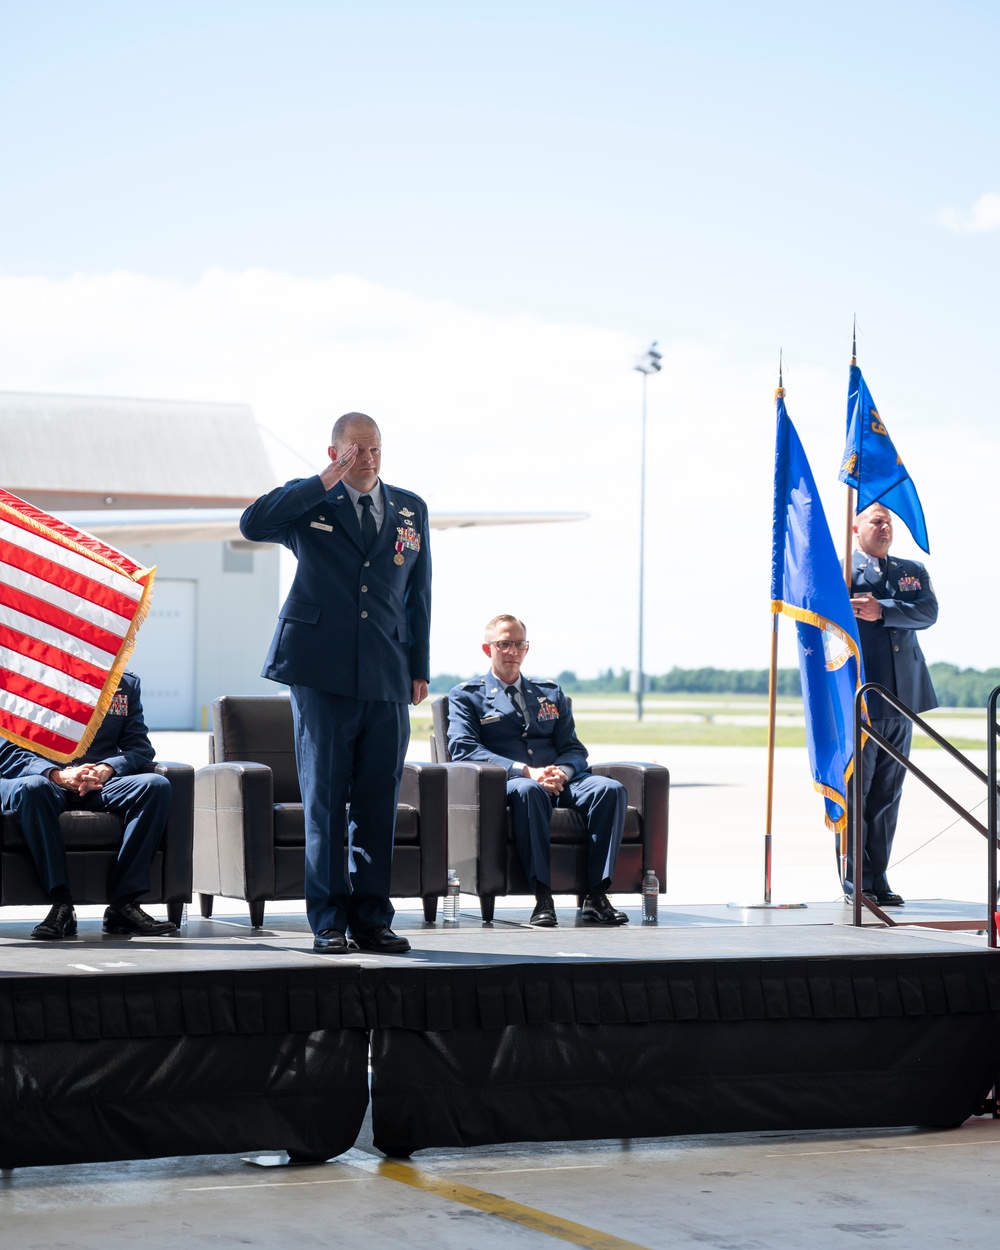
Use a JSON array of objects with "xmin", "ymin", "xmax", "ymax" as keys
[
  {"xmin": 58, "ymin": 508, "xmax": 589, "ymax": 546},
  {"xmin": 426, "ymin": 512, "xmax": 588, "ymax": 531}
]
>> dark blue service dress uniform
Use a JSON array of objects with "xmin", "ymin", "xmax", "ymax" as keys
[
  {"xmin": 0, "ymin": 671, "xmax": 171, "ymax": 903},
  {"xmin": 849, "ymin": 550, "xmax": 938, "ymax": 894},
  {"xmin": 446, "ymin": 674, "xmax": 625, "ymax": 892},
  {"xmin": 240, "ymin": 475, "xmax": 431, "ymax": 937}
]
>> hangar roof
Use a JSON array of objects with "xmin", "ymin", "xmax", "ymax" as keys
[{"xmin": 0, "ymin": 390, "xmax": 276, "ymax": 510}]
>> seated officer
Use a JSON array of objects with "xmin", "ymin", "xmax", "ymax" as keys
[
  {"xmin": 447, "ymin": 613, "xmax": 628, "ymax": 927},
  {"xmin": 0, "ymin": 670, "xmax": 176, "ymax": 940}
]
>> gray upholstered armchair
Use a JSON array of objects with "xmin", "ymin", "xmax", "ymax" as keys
[
  {"xmin": 430, "ymin": 695, "xmax": 668, "ymax": 922},
  {"xmin": 194, "ymin": 695, "xmax": 448, "ymax": 928},
  {"xmin": 0, "ymin": 761, "xmax": 193, "ymax": 925}
]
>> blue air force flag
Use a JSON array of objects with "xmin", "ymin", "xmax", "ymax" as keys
[
  {"xmin": 839, "ymin": 363, "xmax": 929, "ymax": 553},
  {"xmin": 772, "ymin": 390, "xmax": 866, "ymax": 833}
]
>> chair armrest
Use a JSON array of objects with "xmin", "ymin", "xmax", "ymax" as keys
[
  {"xmin": 400, "ymin": 762, "xmax": 449, "ymax": 895},
  {"xmin": 153, "ymin": 761, "xmax": 194, "ymax": 901},
  {"xmin": 444, "ymin": 761, "xmax": 509, "ymax": 897},
  {"xmin": 591, "ymin": 762, "xmax": 669, "ymax": 883},
  {"xmin": 194, "ymin": 762, "xmax": 276, "ymax": 901}
]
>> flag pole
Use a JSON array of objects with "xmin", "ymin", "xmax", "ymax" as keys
[
  {"xmin": 840, "ymin": 323, "xmax": 857, "ymax": 880},
  {"xmin": 843, "ymin": 319, "xmax": 857, "ymax": 589},
  {"xmin": 763, "ymin": 357, "xmax": 785, "ymax": 905},
  {"xmin": 763, "ymin": 608, "xmax": 780, "ymax": 904},
  {"xmin": 729, "ymin": 355, "xmax": 806, "ymax": 910}
]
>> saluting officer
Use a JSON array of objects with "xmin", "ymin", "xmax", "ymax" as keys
[
  {"xmin": 240, "ymin": 412, "xmax": 431, "ymax": 954},
  {"xmin": 447, "ymin": 613, "xmax": 627, "ymax": 927}
]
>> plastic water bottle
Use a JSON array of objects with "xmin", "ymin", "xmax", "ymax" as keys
[
  {"xmin": 443, "ymin": 869, "xmax": 460, "ymax": 924},
  {"xmin": 642, "ymin": 869, "xmax": 659, "ymax": 924}
]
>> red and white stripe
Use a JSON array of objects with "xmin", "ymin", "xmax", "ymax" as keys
[{"xmin": 0, "ymin": 490, "xmax": 154, "ymax": 762}]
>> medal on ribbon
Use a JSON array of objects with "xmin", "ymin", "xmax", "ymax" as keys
[{"xmin": 396, "ymin": 525, "xmax": 421, "ymax": 555}]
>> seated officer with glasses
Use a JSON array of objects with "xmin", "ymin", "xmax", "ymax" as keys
[{"xmin": 447, "ymin": 613, "xmax": 628, "ymax": 927}]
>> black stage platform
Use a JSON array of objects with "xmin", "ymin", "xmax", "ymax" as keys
[{"xmin": 1, "ymin": 900, "xmax": 999, "ymax": 1168}]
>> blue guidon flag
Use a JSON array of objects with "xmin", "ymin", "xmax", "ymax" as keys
[
  {"xmin": 771, "ymin": 389, "xmax": 866, "ymax": 833},
  {"xmin": 839, "ymin": 362, "xmax": 929, "ymax": 553},
  {"xmin": 0, "ymin": 489, "xmax": 155, "ymax": 762}
]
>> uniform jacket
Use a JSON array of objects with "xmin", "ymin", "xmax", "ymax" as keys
[
  {"xmin": 852, "ymin": 550, "xmax": 938, "ymax": 716},
  {"xmin": 241, "ymin": 474, "xmax": 431, "ymax": 702},
  {"xmin": 447, "ymin": 673, "xmax": 590, "ymax": 778},
  {"xmin": 1, "ymin": 671, "xmax": 155, "ymax": 779}
]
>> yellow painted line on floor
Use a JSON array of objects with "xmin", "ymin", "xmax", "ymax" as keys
[{"xmin": 367, "ymin": 1157, "xmax": 653, "ymax": 1250}]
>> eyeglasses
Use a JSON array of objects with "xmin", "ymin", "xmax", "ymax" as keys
[{"xmin": 491, "ymin": 640, "xmax": 529, "ymax": 653}]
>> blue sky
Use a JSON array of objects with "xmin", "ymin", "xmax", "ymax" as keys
[{"xmin": 1, "ymin": 3, "xmax": 996, "ymax": 677}]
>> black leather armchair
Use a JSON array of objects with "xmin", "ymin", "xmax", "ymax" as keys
[
  {"xmin": 0, "ymin": 762, "xmax": 194, "ymax": 925},
  {"xmin": 430, "ymin": 695, "xmax": 668, "ymax": 922},
  {"xmin": 194, "ymin": 695, "xmax": 449, "ymax": 928}
]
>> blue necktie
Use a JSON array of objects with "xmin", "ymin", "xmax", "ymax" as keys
[
  {"xmin": 359, "ymin": 494, "xmax": 377, "ymax": 552},
  {"xmin": 506, "ymin": 685, "xmax": 526, "ymax": 730}
]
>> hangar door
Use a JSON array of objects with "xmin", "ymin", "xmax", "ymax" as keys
[{"xmin": 131, "ymin": 579, "xmax": 197, "ymax": 729}]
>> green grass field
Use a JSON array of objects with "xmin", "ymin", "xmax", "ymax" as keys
[{"xmin": 410, "ymin": 692, "xmax": 988, "ymax": 751}]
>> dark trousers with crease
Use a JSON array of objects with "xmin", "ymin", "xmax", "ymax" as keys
[
  {"xmin": 290, "ymin": 684, "xmax": 409, "ymax": 937},
  {"xmin": 846, "ymin": 717, "xmax": 912, "ymax": 894},
  {"xmin": 505, "ymin": 772, "xmax": 627, "ymax": 894},
  {"xmin": 0, "ymin": 772, "xmax": 171, "ymax": 903}
]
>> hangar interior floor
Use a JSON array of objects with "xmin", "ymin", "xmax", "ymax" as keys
[{"xmin": 5, "ymin": 1110, "xmax": 1000, "ymax": 1250}]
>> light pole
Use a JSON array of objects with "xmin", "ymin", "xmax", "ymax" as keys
[{"xmin": 633, "ymin": 341, "xmax": 662, "ymax": 721}]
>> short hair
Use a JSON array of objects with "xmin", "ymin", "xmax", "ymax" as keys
[
  {"xmin": 331, "ymin": 411, "xmax": 380, "ymax": 447},
  {"xmin": 484, "ymin": 613, "xmax": 526, "ymax": 640},
  {"xmin": 855, "ymin": 503, "xmax": 892, "ymax": 524}
]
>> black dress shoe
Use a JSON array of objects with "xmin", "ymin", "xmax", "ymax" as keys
[
  {"xmin": 31, "ymin": 901, "xmax": 77, "ymax": 940},
  {"xmin": 352, "ymin": 925, "xmax": 411, "ymax": 954},
  {"xmin": 103, "ymin": 902, "xmax": 177, "ymax": 936},
  {"xmin": 529, "ymin": 890, "xmax": 557, "ymax": 927},
  {"xmin": 313, "ymin": 928, "xmax": 351, "ymax": 953},
  {"xmin": 580, "ymin": 892, "xmax": 629, "ymax": 925},
  {"xmin": 875, "ymin": 889, "xmax": 905, "ymax": 906}
]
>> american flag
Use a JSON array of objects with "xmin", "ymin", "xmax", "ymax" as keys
[{"xmin": 0, "ymin": 489, "xmax": 155, "ymax": 763}]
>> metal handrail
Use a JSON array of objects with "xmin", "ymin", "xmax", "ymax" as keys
[
  {"xmin": 988, "ymin": 686, "xmax": 1000, "ymax": 948},
  {"xmin": 852, "ymin": 682, "xmax": 996, "ymax": 930}
]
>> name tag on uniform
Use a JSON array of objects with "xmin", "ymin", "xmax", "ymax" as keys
[
  {"xmin": 480, "ymin": 714, "xmax": 502, "ymax": 724},
  {"xmin": 310, "ymin": 521, "xmax": 334, "ymax": 531}
]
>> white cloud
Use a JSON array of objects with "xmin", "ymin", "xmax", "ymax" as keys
[
  {"xmin": 939, "ymin": 192, "xmax": 1000, "ymax": 233},
  {"xmin": 0, "ymin": 268, "xmax": 994, "ymax": 677}
]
